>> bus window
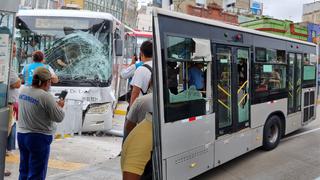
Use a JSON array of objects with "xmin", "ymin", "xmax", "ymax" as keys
[
  {"xmin": 302, "ymin": 53, "xmax": 317, "ymax": 87},
  {"xmin": 254, "ymin": 64, "xmax": 286, "ymax": 92},
  {"xmin": 255, "ymin": 48, "xmax": 286, "ymax": 64},
  {"xmin": 164, "ymin": 35, "xmax": 213, "ymax": 123},
  {"xmin": 254, "ymin": 47, "xmax": 287, "ymax": 97},
  {"xmin": 217, "ymin": 47, "xmax": 232, "ymax": 128}
]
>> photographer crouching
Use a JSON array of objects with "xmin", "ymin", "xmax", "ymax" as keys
[{"xmin": 17, "ymin": 67, "xmax": 65, "ymax": 180}]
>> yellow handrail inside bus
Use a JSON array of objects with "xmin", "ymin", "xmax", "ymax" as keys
[
  {"xmin": 237, "ymin": 81, "xmax": 248, "ymax": 94},
  {"xmin": 238, "ymin": 93, "xmax": 248, "ymax": 105},
  {"xmin": 218, "ymin": 99, "xmax": 230, "ymax": 110},
  {"xmin": 218, "ymin": 85, "xmax": 231, "ymax": 97}
]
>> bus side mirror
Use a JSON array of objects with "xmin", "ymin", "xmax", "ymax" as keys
[{"xmin": 115, "ymin": 39, "xmax": 123, "ymax": 56}]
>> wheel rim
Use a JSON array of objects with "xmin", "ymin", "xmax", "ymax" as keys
[{"xmin": 267, "ymin": 124, "xmax": 279, "ymax": 144}]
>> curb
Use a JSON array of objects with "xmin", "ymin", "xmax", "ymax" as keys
[
  {"xmin": 114, "ymin": 109, "xmax": 127, "ymax": 115},
  {"xmin": 55, "ymin": 134, "xmax": 73, "ymax": 139}
]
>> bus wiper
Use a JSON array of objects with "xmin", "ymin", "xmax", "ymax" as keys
[{"xmin": 74, "ymin": 76, "xmax": 87, "ymax": 80}]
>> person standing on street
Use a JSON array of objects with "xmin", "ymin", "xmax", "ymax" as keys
[
  {"xmin": 17, "ymin": 67, "xmax": 65, "ymax": 180},
  {"xmin": 21, "ymin": 50, "xmax": 58, "ymax": 86},
  {"xmin": 129, "ymin": 41, "xmax": 153, "ymax": 106},
  {"xmin": 123, "ymin": 93, "xmax": 153, "ymax": 141},
  {"xmin": 120, "ymin": 54, "xmax": 144, "ymax": 103},
  {"xmin": 4, "ymin": 43, "xmax": 21, "ymax": 177},
  {"xmin": 121, "ymin": 95, "xmax": 153, "ymax": 180}
]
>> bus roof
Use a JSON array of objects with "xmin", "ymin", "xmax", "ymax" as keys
[
  {"xmin": 17, "ymin": 9, "xmax": 118, "ymax": 22},
  {"xmin": 154, "ymin": 8, "xmax": 316, "ymax": 47}
]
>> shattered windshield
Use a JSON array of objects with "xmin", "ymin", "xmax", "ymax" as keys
[{"xmin": 15, "ymin": 16, "xmax": 112, "ymax": 87}]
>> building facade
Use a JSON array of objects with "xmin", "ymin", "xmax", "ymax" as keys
[
  {"xmin": 83, "ymin": 0, "xmax": 124, "ymax": 21},
  {"xmin": 302, "ymin": 1, "xmax": 320, "ymax": 24},
  {"xmin": 187, "ymin": 3, "xmax": 238, "ymax": 25},
  {"xmin": 241, "ymin": 18, "xmax": 308, "ymax": 41},
  {"xmin": 21, "ymin": 0, "xmax": 64, "ymax": 9},
  {"xmin": 137, "ymin": 5, "xmax": 152, "ymax": 31},
  {"xmin": 123, "ymin": 0, "xmax": 138, "ymax": 28},
  {"xmin": 223, "ymin": 0, "xmax": 263, "ymax": 15},
  {"xmin": 65, "ymin": 0, "xmax": 137, "ymax": 27}
]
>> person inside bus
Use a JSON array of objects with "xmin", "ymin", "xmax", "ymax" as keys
[
  {"xmin": 269, "ymin": 69, "xmax": 281, "ymax": 89},
  {"xmin": 121, "ymin": 95, "xmax": 153, "ymax": 180},
  {"xmin": 129, "ymin": 41, "xmax": 153, "ymax": 106},
  {"xmin": 238, "ymin": 58, "xmax": 247, "ymax": 86},
  {"xmin": 21, "ymin": 50, "xmax": 59, "ymax": 86},
  {"xmin": 188, "ymin": 62, "xmax": 204, "ymax": 91},
  {"xmin": 167, "ymin": 61, "xmax": 179, "ymax": 95},
  {"xmin": 17, "ymin": 67, "xmax": 65, "ymax": 180}
]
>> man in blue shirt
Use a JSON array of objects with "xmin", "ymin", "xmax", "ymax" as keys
[
  {"xmin": 188, "ymin": 63, "xmax": 204, "ymax": 90},
  {"xmin": 21, "ymin": 51, "xmax": 58, "ymax": 86}
]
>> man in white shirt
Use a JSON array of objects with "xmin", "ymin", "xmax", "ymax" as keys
[
  {"xmin": 129, "ymin": 41, "xmax": 153, "ymax": 106},
  {"xmin": 120, "ymin": 54, "xmax": 143, "ymax": 80}
]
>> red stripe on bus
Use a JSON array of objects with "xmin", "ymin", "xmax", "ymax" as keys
[{"xmin": 189, "ymin": 117, "xmax": 196, "ymax": 122}]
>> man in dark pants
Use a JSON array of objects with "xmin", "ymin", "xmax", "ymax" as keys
[{"xmin": 17, "ymin": 67, "xmax": 65, "ymax": 180}]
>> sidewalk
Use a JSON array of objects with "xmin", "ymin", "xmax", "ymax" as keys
[{"xmin": 48, "ymin": 157, "xmax": 121, "ymax": 180}]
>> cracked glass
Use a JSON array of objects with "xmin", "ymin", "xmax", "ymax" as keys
[{"xmin": 16, "ymin": 16, "xmax": 112, "ymax": 87}]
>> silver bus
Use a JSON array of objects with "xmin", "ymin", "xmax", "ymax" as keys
[
  {"xmin": 15, "ymin": 9, "xmax": 126, "ymax": 132},
  {"xmin": 152, "ymin": 8, "xmax": 318, "ymax": 179}
]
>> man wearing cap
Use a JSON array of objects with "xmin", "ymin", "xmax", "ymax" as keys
[
  {"xmin": 17, "ymin": 67, "xmax": 65, "ymax": 180},
  {"xmin": 21, "ymin": 50, "xmax": 58, "ymax": 86}
]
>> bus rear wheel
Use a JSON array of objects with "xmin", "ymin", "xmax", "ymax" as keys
[{"xmin": 262, "ymin": 115, "xmax": 281, "ymax": 151}]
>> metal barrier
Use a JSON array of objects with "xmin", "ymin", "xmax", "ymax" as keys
[{"xmin": 56, "ymin": 99, "xmax": 83, "ymax": 137}]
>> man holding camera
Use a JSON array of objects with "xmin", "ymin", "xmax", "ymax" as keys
[{"xmin": 17, "ymin": 67, "xmax": 65, "ymax": 180}]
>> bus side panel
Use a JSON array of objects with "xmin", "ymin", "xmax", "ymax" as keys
[
  {"xmin": 214, "ymin": 127, "xmax": 263, "ymax": 166},
  {"xmin": 161, "ymin": 114, "xmax": 215, "ymax": 159},
  {"xmin": 165, "ymin": 144, "xmax": 214, "ymax": 180},
  {"xmin": 250, "ymin": 98, "xmax": 288, "ymax": 129},
  {"xmin": 286, "ymin": 113, "xmax": 302, "ymax": 135}
]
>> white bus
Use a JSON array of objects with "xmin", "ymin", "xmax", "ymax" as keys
[
  {"xmin": 152, "ymin": 9, "xmax": 318, "ymax": 179},
  {"xmin": 15, "ymin": 9, "xmax": 127, "ymax": 132}
]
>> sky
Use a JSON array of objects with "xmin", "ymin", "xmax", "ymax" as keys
[
  {"xmin": 262, "ymin": 0, "xmax": 316, "ymax": 22},
  {"xmin": 137, "ymin": 0, "xmax": 318, "ymax": 22}
]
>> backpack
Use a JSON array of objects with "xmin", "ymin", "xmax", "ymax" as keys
[{"xmin": 140, "ymin": 64, "xmax": 152, "ymax": 95}]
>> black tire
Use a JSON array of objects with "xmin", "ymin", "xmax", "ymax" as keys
[{"xmin": 262, "ymin": 115, "xmax": 282, "ymax": 151}]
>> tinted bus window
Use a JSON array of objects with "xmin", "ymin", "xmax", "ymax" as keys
[{"xmin": 164, "ymin": 35, "xmax": 213, "ymax": 122}]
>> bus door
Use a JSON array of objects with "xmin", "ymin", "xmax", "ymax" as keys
[
  {"xmin": 215, "ymin": 45, "xmax": 250, "ymax": 136},
  {"xmin": 288, "ymin": 53, "xmax": 302, "ymax": 116},
  {"xmin": 153, "ymin": 11, "xmax": 215, "ymax": 180}
]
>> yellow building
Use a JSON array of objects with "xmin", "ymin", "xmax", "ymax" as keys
[{"xmin": 64, "ymin": 0, "xmax": 84, "ymax": 9}]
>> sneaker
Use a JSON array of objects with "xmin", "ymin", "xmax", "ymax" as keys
[{"xmin": 4, "ymin": 170, "xmax": 11, "ymax": 176}]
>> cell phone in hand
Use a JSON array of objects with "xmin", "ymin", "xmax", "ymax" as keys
[{"xmin": 58, "ymin": 90, "xmax": 68, "ymax": 100}]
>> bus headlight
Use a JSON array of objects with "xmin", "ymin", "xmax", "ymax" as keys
[{"xmin": 87, "ymin": 103, "xmax": 110, "ymax": 114}]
